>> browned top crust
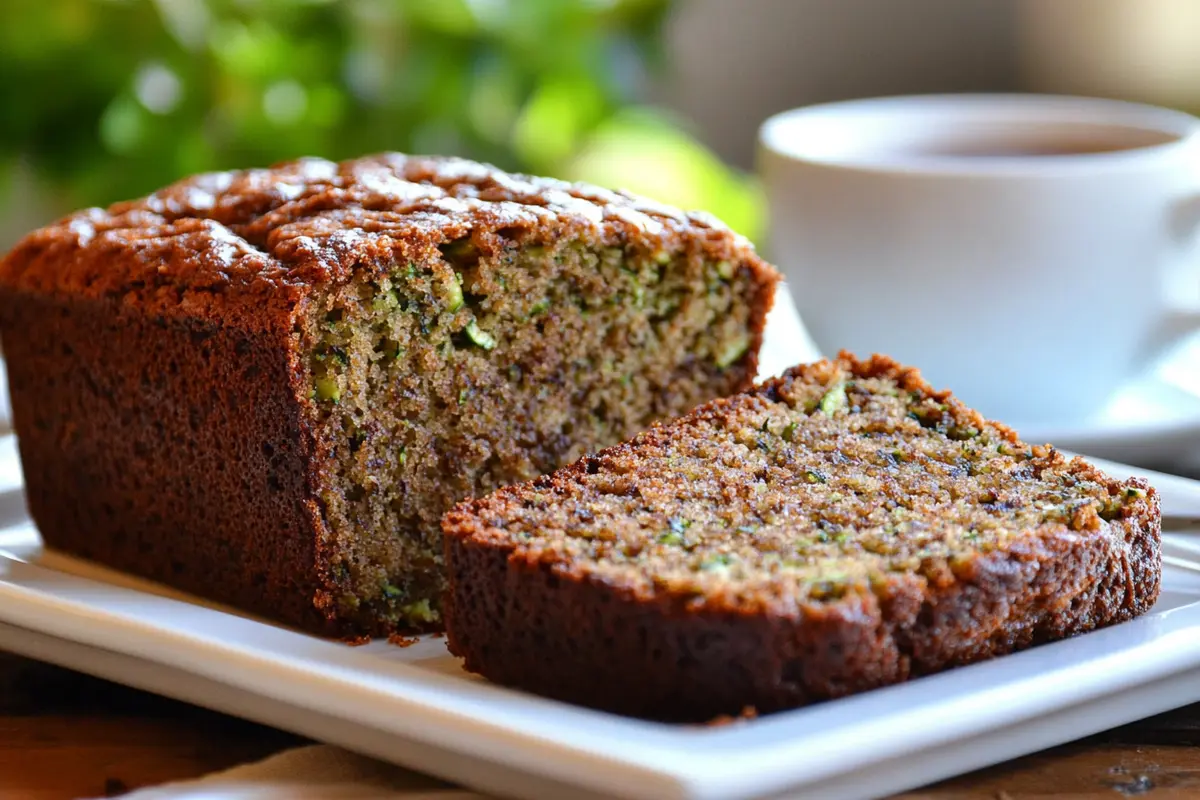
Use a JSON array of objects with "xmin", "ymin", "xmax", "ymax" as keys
[{"xmin": 0, "ymin": 154, "xmax": 771, "ymax": 319}]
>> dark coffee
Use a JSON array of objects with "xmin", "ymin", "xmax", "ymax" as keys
[
  {"xmin": 911, "ymin": 125, "xmax": 1179, "ymax": 159},
  {"xmin": 928, "ymin": 140, "xmax": 1155, "ymax": 157}
]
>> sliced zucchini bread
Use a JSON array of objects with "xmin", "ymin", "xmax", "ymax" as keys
[
  {"xmin": 0, "ymin": 153, "xmax": 778, "ymax": 637},
  {"xmin": 442, "ymin": 353, "xmax": 1161, "ymax": 720}
]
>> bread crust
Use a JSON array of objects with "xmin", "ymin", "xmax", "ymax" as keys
[
  {"xmin": 1, "ymin": 290, "xmax": 338, "ymax": 631},
  {"xmin": 0, "ymin": 153, "xmax": 777, "ymax": 636},
  {"xmin": 442, "ymin": 354, "xmax": 1162, "ymax": 720}
]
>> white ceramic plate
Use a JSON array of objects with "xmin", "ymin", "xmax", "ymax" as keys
[{"xmin": 1, "ymin": 434, "xmax": 1200, "ymax": 800}]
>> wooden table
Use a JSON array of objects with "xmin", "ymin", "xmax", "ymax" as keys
[{"xmin": 3, "ymin": 651, "xmax": 1200, "ymax": 800}]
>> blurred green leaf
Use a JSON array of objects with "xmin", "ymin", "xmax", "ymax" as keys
[
  {"xmin": 512, "ymin": 74, "xmax": 607, "ymax": 171},
  {"xmin": 0, "ymin": 0, "xmax": 762, "ymax": 244},
  {"xmin": 400, "ymin": 0, "xmax": 480, "ymax": 36},
  {"xmin": 99, "ymin": 94, "xmax": 148, "ymax": 155}
]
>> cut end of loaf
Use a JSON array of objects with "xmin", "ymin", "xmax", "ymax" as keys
[{"xmin": 301, "ymin": 227, "xmax": 774, "ymax": 633}]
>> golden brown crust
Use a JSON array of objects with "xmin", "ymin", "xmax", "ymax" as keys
[
  {"xmin": 441, "ymin": 352, "xmax": 1162, "ymax": 720},
  {"xmin": 0, "ymin": 154, "xmax": 773, "ymax": 303},
  {"xmin": 0, "ymin": 153, "xmax": 778, "ymax": 636}
]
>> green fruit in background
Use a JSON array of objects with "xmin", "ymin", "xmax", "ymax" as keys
[{"xmin": 565, "ymin": 107, "xmax": 764, "ymax": 245}]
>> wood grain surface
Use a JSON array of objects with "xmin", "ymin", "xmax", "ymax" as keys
[{"xmin": 2, "ymin": 650, "xmax": 1200, "ymax": 799}]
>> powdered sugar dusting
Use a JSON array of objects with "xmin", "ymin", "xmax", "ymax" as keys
[
  {"xmin": 67, "ymin": 214, "xmax": 98, "ymax": 247},
  {"xmin": 184, "ymin": 186, "xmax": 217, "ymax": 211},
  {"xmin": 543, "ymin": 190, "xmax": 604, "ymax": 226},
  {"xmin": 355, "ymin": 168, "xmax": 443, "ymax": 203},
  {"xmin": 274, "ymin": 182, "xmax": 306, "ymax": 201},
  {"xmin": 606, "ymin": 205, "xmax": 664, "ymax": 235},
  {"xmin": 201, "ymin": 221, "xmax": 257, "ymax": 268}
]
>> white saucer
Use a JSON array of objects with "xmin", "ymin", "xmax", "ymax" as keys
[
  {"xmin": 1011, "ymin": 354, "xmax": 1200, "ymax": 467},
  {"xmin": 759, "ymin": 293, "xmax": 1200, "ymax": 468}
]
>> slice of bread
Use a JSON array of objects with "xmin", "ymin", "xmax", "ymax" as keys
[{"xmin": 442, "ymin": 353, "xmax": 1161, "ymax": 720}]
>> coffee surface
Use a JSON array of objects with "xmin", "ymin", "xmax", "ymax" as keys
[{"xmin": 924, "ymin": 140, "xmax": 1152, "ymax": 157}]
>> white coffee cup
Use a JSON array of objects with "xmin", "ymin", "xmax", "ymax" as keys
[{"xmin": 757, "ymin": 94, "xmax": 1200, "ymax": 426}]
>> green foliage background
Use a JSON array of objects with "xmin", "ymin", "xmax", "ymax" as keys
[{"xmin": 0, "ymin": 0, "xmax": 761, "ymax": 241}]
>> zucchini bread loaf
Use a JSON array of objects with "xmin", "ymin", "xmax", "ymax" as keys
[
  {"xmin": 0, "ymin": 153, "xmax": 778, "ymax": 636},
  {"xmin": 443, "ymin": 353, "xmax": 1161, "ymax": 720}
]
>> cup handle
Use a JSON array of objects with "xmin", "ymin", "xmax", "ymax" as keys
[{"xmin": 1147, "ymin": 192, "xmax": 1200, "ymax": 357}]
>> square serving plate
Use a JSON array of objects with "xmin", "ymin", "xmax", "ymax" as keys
[{"xmin": 1, "ymin": 434, "xmax": 1200, "ymax": 800}]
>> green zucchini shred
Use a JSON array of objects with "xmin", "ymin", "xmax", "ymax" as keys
[
  {"xmin": 715, "ymin": 334, "xmax": 750, "ymax": 369},
  {"xmin": 315, "ymin": 377, "xmax": 341, "ymax": 403},
  {"xmin": 819, "ymin": 381, "xmax": 847, "ymax": 415},
  {"xmin": 465, "ymin": 320, "xmax": 497, "ymax": 350}
]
